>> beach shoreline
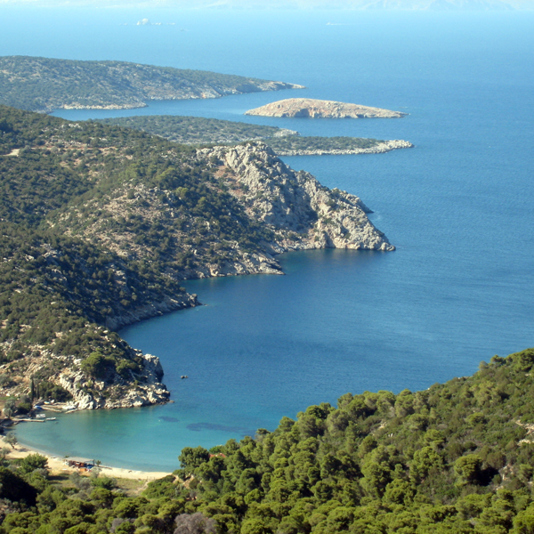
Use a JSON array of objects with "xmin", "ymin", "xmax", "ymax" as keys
[{"xmin": 0, "ymin": 434, "xmax": 171, "ymax": 481}]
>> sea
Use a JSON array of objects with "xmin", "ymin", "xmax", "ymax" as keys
[{"xmin": 3, "ymin": 6, "xmax": 533, "ymax": 471}]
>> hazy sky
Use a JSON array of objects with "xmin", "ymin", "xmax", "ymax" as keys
[{"xmin": 1, "ymin": 0, "xmax": 533, "ymax": 9}]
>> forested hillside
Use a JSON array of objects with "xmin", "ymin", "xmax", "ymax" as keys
[
  {"xmin": 2, "ymin": 348, "xmax": 534, "ymax": 533},
  {"xmin": 0, "ymin": 56, "xmax": 303, "ymax": 113}
]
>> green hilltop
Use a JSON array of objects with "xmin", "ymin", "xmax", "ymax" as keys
[{"xmin": 2, "ymin": 348, "xmax": 534, "ymax": 533}]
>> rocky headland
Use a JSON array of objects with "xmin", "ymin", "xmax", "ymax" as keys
[
  {"xmin": 271, "ymin": 139, "xmax": 414, "ymax": 156},
  {"xmin": 198, "ymin": 143, "xmax": 395, "ymax": 257},
  {"xmin": 58, "ymin": 352, "xmax": 170, "ymax": 410},
  {"xmin": 64, "ymin": 141, "xmax": 395, "ymax": 283}
]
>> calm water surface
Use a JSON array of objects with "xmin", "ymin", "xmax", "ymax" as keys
[{"xmin": 6, "ymin": 8, "xmax": 534, "ymax": 470}]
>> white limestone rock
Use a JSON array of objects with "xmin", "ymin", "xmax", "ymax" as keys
[{"xmin": 197, "ymin": 143, "xmax": 395, "ymax": 254}]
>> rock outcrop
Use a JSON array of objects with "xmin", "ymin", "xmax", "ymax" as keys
[
  {"xmin": 198, "ymin": 143, "xmax": 395, "ymax": 257},
  {"xmin": 58, "ymin": 352, "xmax": 170, "ymax": 410},
  {"xmin": 245, "ymin": 98, "xmax": 407, "ymax": 119}
]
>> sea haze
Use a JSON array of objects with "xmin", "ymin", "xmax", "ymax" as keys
[{"xmin": 7, "ymin": 8, "xmax": 534, "ymax": 471}]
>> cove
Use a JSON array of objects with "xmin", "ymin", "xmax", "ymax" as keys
[{"xmin": 10, "ymin": 9, "xmax": 534, "ymax": 471}]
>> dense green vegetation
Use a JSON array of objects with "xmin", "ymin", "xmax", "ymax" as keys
[
  {"xmin": 99, "ymin": 115, "xmax": 383, "ymax": 155},
  {"xmin": 3, "ymin": 348, "xmax": 534, "ymax": 533},
  {"xmin": 0, "ymin": 56, "xmax": 299, "ymax": 113}
]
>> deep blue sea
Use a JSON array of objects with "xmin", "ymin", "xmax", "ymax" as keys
[{"xmin": 4, "ymin": 7, "xmax": 534, "ymax": 471}]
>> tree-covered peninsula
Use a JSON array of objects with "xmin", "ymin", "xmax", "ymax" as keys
[
  {"xmin": 2, "ymin": 348, "xmax": 534, "ymax": 533},
  {"xmin": 0, "ymin": 105, "xmax": 392, "ymax": 410},
  {"xmin": 0, "ymin": 56, "xmax": 304, "ymax": 113},
  {"xmin": 99, "ymin": 115, "xmax": 414, "ymax": 156}
]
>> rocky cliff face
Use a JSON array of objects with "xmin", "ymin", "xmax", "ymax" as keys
[
  {"xmin": 245, "ymin": 98, "xmax": 407, "ymax": 119},
  {"xmin": 198, "ymin": 143, "xmax": 395, "ymax": 258},
  {"xmin": 58, "ymin": 352, "xmax": 170, "ymax": 410},
  {"xmin": 104, "ymin": 294, "xmax": 199, "ymax": 331}
]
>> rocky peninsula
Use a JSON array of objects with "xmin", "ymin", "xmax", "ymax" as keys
[
  {"xmin": 245, "ymin": 98, "xmax": 407, "ymax": 119},
  {"xmin": 100, "ymin": 115, "xmax": 414, "ymax": 157},
  {"xmin": 269, "ymin": 138, "xmax": 414, "ymax": 156}
]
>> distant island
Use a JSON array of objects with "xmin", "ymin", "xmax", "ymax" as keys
[
  {"xmin": 0, "ymin": 56, "xmax": 304, "ymax": 113},
  {"xmin": 99, "ymin": 115, "xmax": 414, "ymax": 156},
  {"xmin": 245, "ymin": 98, "xmax": 407, "ymax": 119}
]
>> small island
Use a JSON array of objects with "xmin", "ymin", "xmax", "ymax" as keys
[{"xmin": 245, "ymin": 97, "xmax": 407, "ymax": 119}]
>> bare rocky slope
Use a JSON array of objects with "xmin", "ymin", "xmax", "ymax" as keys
[
  {"xmin": 245, "ymin": 98, "xmax": 407, "ymax": 119},
  {"xmin": 200, "ymin": 143, "xmax": 395, "ymax": 257}
]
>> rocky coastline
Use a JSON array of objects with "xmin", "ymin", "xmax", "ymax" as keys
[
  {"xmin": 1, "ymin": 133, "xmax": 396, "ymax": 412},
  {"xmin": 104, "ymin": 294, "xmax": 199, "ymax": 331},
  {"xmin": 273, "ymin": 139, "xmax": 414, "ymax": 156},
  {"xmin": 58, "ymin": 352, "xmax": 170, "ymax": 410}
]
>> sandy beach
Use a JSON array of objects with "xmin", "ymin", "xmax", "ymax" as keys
[{"xmin": 0, "ymin": 434, "xmax": 171, "ymax": 481}]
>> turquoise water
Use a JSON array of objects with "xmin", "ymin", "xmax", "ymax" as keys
[{"xmin": 6, "ymin": 8, "xmax": 534, "ymax": 471}]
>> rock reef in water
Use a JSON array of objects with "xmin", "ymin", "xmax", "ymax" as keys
[{"xmin": 245, "ymin": 98, "xmax": 407, "ymax": 119}]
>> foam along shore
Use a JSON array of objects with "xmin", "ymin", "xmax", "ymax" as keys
[{"xmin": 0, "ymin": 434, "xmax": 171, "ymax": 481}]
